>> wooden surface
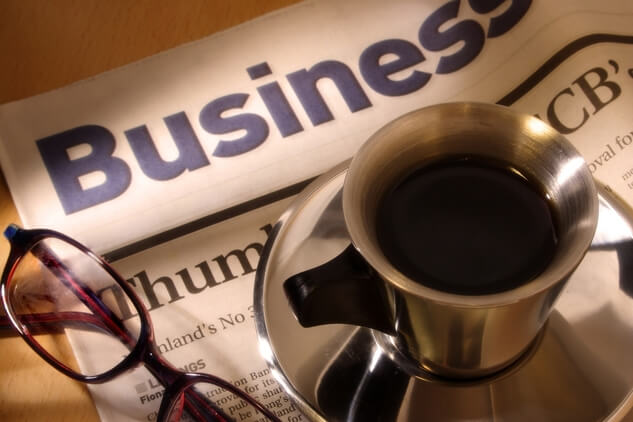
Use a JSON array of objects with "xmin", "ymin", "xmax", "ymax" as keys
[{"xmin": 0, "ymin": 1, "xmax": 298, "ymax": 420}]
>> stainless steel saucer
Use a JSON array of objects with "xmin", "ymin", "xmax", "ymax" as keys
[{"xmin": 254, "ymin": 161, "xmax": 633, "ymax": 422}]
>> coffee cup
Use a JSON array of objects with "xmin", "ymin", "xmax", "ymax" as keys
[{"xmin": 283, "ymin": 102, "xmax": 598, "ymax": 379}]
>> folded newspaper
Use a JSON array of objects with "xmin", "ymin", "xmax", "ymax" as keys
[{"xmin": 1, "ymin": 0, "xmax": 633, "ymax": 420}]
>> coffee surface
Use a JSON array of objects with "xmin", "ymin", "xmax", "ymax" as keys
[{"xmin": 375, "ymin": 161, "xmax": 557, "ymax": 295}]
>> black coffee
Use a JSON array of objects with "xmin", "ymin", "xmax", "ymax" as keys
[{"xmin": 375, "ymin": 160, "xmax": 558, "ymax": 295}]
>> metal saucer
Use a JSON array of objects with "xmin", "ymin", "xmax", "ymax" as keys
[{"xmin": 254, "ymin": 161, "xmax": 633, "ymax": 422}]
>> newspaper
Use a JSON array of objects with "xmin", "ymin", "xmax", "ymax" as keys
[{"xmin": 1, "ymin": 0, "xmax": 633, "ymax": 420}]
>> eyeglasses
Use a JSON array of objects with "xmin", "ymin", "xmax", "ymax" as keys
[{"xmin": 0, "ymin": 224, "xmax": 281, "ymax": 422}]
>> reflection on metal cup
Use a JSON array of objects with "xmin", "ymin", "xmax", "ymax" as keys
[{"xmin": 284, "ymin": 102, "xmax": 598, "ymax": 378}]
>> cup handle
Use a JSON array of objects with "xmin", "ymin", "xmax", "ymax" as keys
[
  {"xmin": 592, "ymin": 182, "xmax": 633, "ymax": 297},
  {"xmin": 283, "ymin": 244, "xmax": 396, "ymax": 334}
]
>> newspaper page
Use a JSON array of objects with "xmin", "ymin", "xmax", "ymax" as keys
[{"xmin": 1, "ymin": 0, "xmax": 633, "ymax": 421}]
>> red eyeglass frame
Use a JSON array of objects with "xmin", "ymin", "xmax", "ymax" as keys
[{"xmin": 1, "ymin": 224, "xmax": 281, "ymax": 422}]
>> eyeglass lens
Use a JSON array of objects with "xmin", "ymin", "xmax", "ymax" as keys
[{"xmin": 6, "ymin": 237, "xmax": 141, "ymax": 377}]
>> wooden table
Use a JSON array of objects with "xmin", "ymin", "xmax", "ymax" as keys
[{"xmin": 0, "ymin": 1, "xmax": 298, "ymax": 420}]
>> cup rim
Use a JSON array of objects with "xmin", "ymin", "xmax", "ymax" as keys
[{"xmin": 342, "ymin": 102, "xmax": 599, "ymax": 307}]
